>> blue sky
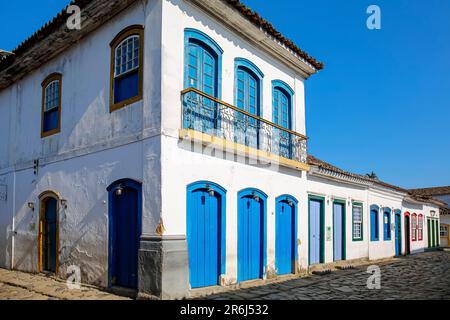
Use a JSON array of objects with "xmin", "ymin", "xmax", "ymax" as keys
[{"xmin": 1, "ymin": 0, "xmax": 449, "ymax": 188}]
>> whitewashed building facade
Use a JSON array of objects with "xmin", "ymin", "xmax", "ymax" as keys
[{"xmin": 0, "ymin": 0, "xmax": 445, "ymax": 299}]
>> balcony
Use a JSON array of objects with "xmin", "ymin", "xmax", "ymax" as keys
[{"xmin": 180, "ymin": 88, "xmax": 309, "ymax": 170}]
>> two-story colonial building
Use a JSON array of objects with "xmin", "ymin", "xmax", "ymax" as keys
[{"xmin": 0, "ymin": 0, "xmax": 445, "ymax": 299}]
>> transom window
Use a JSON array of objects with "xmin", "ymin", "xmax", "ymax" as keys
[
  {"xmin": 352, "ymin": 204, "xmax": 363, "ymax": 241},
  {"xmin": 115, "ymin": 36, "xmax": 140, "ymax": 77},
  {"xmin": 109, "ymin": 25, "xmax": 144, "ymax": 112},
  {"xmin": 41, "ymin": 73, "xmax": 62, "ymax": 137}
]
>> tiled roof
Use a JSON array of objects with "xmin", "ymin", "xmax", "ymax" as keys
[
  {"xmin": 0, "ymin": 0, "xmax": 323, "ymax": 78},
  {"xmin": 225, "ymin": 0, "xmax": 324, "ymax": 70},
  {"xmin": 409, "ymin": 186, "xmax": 450, "ymax": 197},
  {"xmin": 307, "ymin": 155, "xmax": 447, "ymax": 204},
  {"xmin": 307, "ymin": 155, "xmax": 408, "ymax": 193},
  {"xmin": 0, "ymin": 0, "xmax": 92, "ymax": 70}
]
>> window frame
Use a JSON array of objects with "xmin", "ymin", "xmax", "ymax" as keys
[
  {"xmin": 412, "ymin": 213, "xmax": 418, "ymax": 241},
  {"xmin": 41, "ymin": 73, "xmax": 62, "ymax": 138},
  {"xmin": 109, "ymin": 25, "xmax": 144, "ymax": 112},
  {"xmin": 418, "ymin": 214, "xmax": 423, "ymax": 241},
  {"xmin": 441, "ymin": 225, "xmax": 448, "ymax": 237},
  {"xmin": 234, "ymin": 58, "xmax": 264, "ymax": 117},
  {"xmin": 272, "ymin": 79, "xmax": 295, "ymax": 130},
  {"xmin": 383, "ymin": 208, "xmax": 392, "ymax": 241},
  {"xmin": 370, "ymin": 205, "xmax": 380, "ymax": 241},
  {"xmin": 352, "ymin": 202, "xmax": 364, "ymax": 241}
]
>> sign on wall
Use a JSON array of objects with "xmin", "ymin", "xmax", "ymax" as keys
[{"xmin": 0, "ymin": 184, "xmax": 6, "ymax": 201}]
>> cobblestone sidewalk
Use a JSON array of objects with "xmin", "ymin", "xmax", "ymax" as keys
[{"xmin": 0, "ymin": 269, "xmax": 129, "ymax": 300}]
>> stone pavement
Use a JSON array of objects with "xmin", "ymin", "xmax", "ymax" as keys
[
  {"xmin": 0, "ymin": 268, "xmax": 129, "ymax": 300},
  {"xmin": 205, "ymin": 251, "xmax": 450, "ymax": 300},
  {"xmin": 0, "ymin": 251, "xmax": 449, "ymax": 300}
]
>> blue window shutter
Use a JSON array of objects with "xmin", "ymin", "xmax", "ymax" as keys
[
  {"xmin": 43, "ymin": 108, "xmax": 59, "ymax": 132},
  {"xmin": 114, "ymin": 71, "xmax": 139, "ymax": 104}
]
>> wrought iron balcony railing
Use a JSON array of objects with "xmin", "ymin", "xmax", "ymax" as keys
[{"xmin": 181, "ymin": 88, "xmax": 308, "ymax": 164}]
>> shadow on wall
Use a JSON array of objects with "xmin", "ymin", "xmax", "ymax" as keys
[{"xmin": 177, "ymin": 138, "xmax": 303, "ymax": 178}]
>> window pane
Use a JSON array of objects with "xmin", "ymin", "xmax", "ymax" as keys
[{"xmin": 115, "ymin": 35, "xmax": 140, "ymax": 77}]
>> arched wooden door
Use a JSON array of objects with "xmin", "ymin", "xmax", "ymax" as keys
[
  {"xmin": 238, "ymin": 189, "xmax": 267, "ymax": 282},
  {"xmin": 107, "ymin": 179, "xmax": 142, "ymax": 289},
  {"xmin": 276, "ymin": 195, "xmax": 297, "ymax": 275},
  {"xmin": 187, "ymin": 181, "xmax": 226, "ymax": 288},
  {"xmin": 39, "ymin": 193, "xmax": 59, "ymax": 274}
]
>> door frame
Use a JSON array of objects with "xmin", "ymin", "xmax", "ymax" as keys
[
  {"xmin": 107, "ymin": 178, "xmax": 142, "ymax": 288},
  {"xmin": 187, "ymin": 181, "xmax": 227, "ymax": 287},
  {"xmin": 38, "ymin": 190, "xmax": 61, "ymax": 274},
  {"xmin": 332, "ymin": 199, "xmax": 346, "ymax": 261},
  {"xmin": 237, "ymin": 188, "xmax": 267, "ymax": 282},
  {"xmin": 404, "ymin": 212, "xmax": 411, "ymax": 255},
  {"xmin": 275, "ymin": 194, "xmax": 298, "ymax": 275},
  {"xmin": 394, "ymin": 210, "xmax": 402, "ymax": 256},
  {"xmin": 308, "ymin": 195, "xmax": 325, "ymax": 265}
]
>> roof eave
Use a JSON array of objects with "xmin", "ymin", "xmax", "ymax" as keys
[{"xmin": 187, "ymin": 0, "xmax": 321, "ymax": 79}]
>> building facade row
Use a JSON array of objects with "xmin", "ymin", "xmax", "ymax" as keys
[{"xmin": 0, "ymin": 0, "xmax": 444, "ymax": 299}]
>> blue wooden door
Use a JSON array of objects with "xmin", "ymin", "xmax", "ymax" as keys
[
  {"xmin": 309, "ymin": 199, "xmax": 322, "ymax": 265},
  {"xmin": 236, "ymin": 68, "xmax": 259, "ymax": 148},
  {"xmin": 186, "ymin": 42, "xmax": 217, "ymax": 132},
  {"xmin": 395, "ymin": 213, "xmax": 402, "ymax": 256},
  {"xmin": 333, "ymin": 203, "xmax": 344, "ymax": 261},
  {"xmin": 272, "ymin": 88, "xmax": 292, "ymax": 159},
  {"xmin": 370, "ymin": 209, "xmax": 379, "ymax": 241},
  {"xmin": 276, "ymin": 199, "xmax": 295, "ymax": 275},
  {"xmin": 43, "ymin": 197, "xmax": 57, "ymax": 273},
  {"xmin": 111, "ymin": 187, "xmax": 139, "ymax": 289},
  {"xmin": 238, "ymin": 194, "xmax": 264, "ymax": 282},
  {"xmin": 187, "ymin": 188, "xmax": 221, "ymax": 288}
]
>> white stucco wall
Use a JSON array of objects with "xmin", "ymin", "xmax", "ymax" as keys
[
  {"xmin": 307, "ymin": 175, "xmax": 369, "ymax": 263},
  {"xmin": 158, "ymin": 0, "xmax": 310, "ymax": 284},
  {"xmin": 0, "ymin": 0, "xmax": 163, "ymax": 286}
]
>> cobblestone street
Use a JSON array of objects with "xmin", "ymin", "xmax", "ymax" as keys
[
  {"xmin": 206, "ymin": 251, "xmax": 450, "ymax": 300},
  {"xmin": 0, "ymin": 251, "xmax": 449, "ymax": 300}
]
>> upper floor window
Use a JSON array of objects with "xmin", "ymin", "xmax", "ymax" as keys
[
  {"xmin": 383, "ymin": 208, "xmax": 391, "ymax": 241},
  {"xmin": 352, "ymin": 203, "xmax": 363, "ymax": 241},
  {"xmin": 412, "ymin": 213, "xmax": 418, "ymax": 241},
  {"xmin": 110, "ymin": 25, "xmax": 144, "ymax": 112},
  {"xmin": 41, "ymin": 73, "xmax": 62, "ymax": 137},
  {"xmin": 234, "ymin": 58, "xmax": 264, "ymax": 148},
  {"xmin": 370, "ymin": 205, "xmax": 379, "ymax": 241},
  {"xmin": 418, "ymin": 214, "xmax": 423, "ymax": 240},
  {"xmin": 183, "ymin": 29, "xmax": 223, "ymax": 132},
  {"xmin": 184, "ymin": 29, "xmax": 223, "ymax": 96},
  {"xmin": 272, "ymin": 80, "xmax": 294, "ymax": 159}
]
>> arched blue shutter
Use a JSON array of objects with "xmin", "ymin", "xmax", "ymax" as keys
[
  {"xmin": 185, "ymin": 41, "xmax": 218, "ymax": 133},
  {"xmin": 235, "ymin": 67, "xmax": 260, "ymax": 148},
  {"xmin": 272, "ymin": 87, "xmax": 292, "ymax": 158}
]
